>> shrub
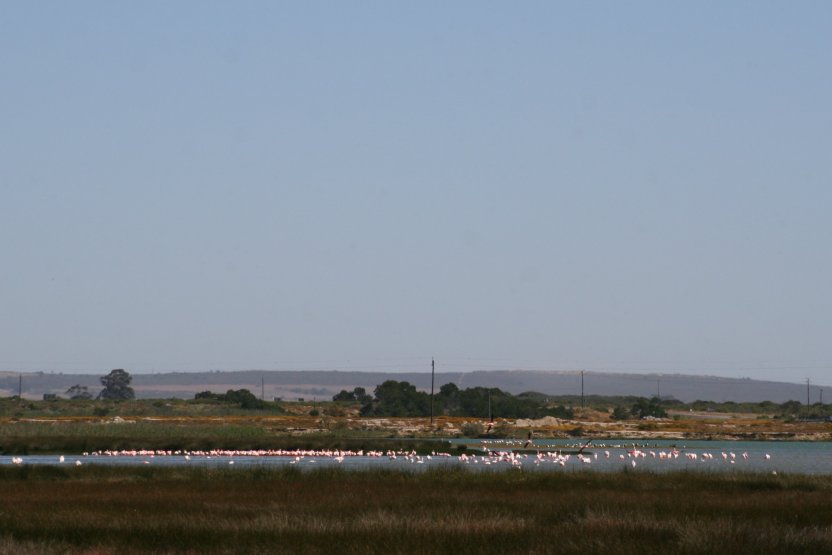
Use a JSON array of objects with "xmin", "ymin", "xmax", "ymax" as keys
[
  {"xmin": 610, "ymin": 406, "xmax": 629, "ymax": 420},
  {"xmin": 460, "ymin": 422, "xmax": 485, "ymax": 437}
]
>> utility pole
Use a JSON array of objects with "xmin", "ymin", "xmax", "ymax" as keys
[
  {"xmin": 430, "ymin": 358, "xmax": 435, "ymax": 426},
  {"xmin": 261, "ymin": 376, "xmax": 265, "ymax": 401},
  {"xmin": 581, "ymin": 370, "xmax": 585, "ymax": 408}
]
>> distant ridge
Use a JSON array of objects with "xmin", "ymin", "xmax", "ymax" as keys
[{"xmin": 0, "ymin": 370, "xmax": 821, "ymax": 404}]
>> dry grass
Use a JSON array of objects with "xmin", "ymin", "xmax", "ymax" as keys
[{"xmin": 0, "ymin": 466, "xmax": 830, "ymax": 553}]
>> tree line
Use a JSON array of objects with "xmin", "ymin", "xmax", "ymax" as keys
[
  {"xmin": 56, "ymin": 370, "xmax": 829, "ymax": 421},
  {"xmin": 65, "ymin": 369, "xmax": 136, "ymax": 401},
  {"xmin": 333, "ymin": 380, "xmax": 574, "ymax": 419}
]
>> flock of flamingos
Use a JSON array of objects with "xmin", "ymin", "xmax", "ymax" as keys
[{"xmin": 8, "ymin": 439, "xmax": 774, "ymax": 470}]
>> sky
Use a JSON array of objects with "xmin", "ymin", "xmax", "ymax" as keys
[{"xmin": 1, "ymin": 2, "xmax": 830, "ymax": 384}]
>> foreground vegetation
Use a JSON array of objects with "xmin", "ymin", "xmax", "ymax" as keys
[{"xmin": 0, "ymin": 466, "xmax": 829, "ymax": 554}]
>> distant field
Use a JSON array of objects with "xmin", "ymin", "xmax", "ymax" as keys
[
  {"xmin": 0, "ymin": 466, "xmax": 829, "ymax": 554},
  {"xmin": 0, "ymin": 397, "xmax": 830, "ymax": 455}
]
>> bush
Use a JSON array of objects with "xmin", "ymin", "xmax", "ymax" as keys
[
  {"xmin": 193, "ymin": 389, "xmax": 270, "ymax": 410},
  {"xmin": 567, "ymin": 426, "xmax": 584, "ymax": 437},
  {"xmin": 324, "ymin": 406, "xmax": 345, "ymax": 417},
  {"xmin": 460, "ymin": 422, "xmax": 485, "ymax": 437},
  {"xmin": 490, "ymin": 421, "xmax": 515, "ymax": 438},
  {"xmin": 630, "ymin": 397, "xmax": 667, "ymax": 419},
  {"xmin": 610, "ymin": 406, "xmax": 629, "ymax": 420}
]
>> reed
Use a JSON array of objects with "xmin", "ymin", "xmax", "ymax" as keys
[{"xmin": 0, "ymin": 466, "xmax": 829, "ymax": 553}]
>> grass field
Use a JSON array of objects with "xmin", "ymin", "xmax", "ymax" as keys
[{"xmin": 0, "ymin": 465, "xmax": 830, "ymax": 554}]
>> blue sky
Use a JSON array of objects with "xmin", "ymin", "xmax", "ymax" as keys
[{"xmin": 1, "ymin": 2, "xmax": 830, "ymax": 384}]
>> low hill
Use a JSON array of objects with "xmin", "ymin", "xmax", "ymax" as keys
[{"xmin": 0, "ymin": 369, "xmax": 820, "ymax": 404}]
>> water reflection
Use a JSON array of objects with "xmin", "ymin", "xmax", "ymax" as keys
[{"xmin": 3, "ymin": 440, "xmax": 830, "ymax": 474}]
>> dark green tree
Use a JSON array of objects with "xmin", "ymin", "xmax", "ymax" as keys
[
  {"xmin": 332, "ymin": 387, "xmax": 373, "ymax": 404},
  {"xmin": 456, "ymin": 387, "xmax": 546, "ymax": 419},
  {"xmin": 353, "ymin": 387, "xmax": 372, "ymax": 404},
  {"xmin": 437, "ymin": 382, "xmax": 461, "ymax": 414},
  {"xmin": 194, "ymin": 389, "xmax": 266, "ymax": 409},
  {"xmin": 630, "ymin": 397, "xmax": 667, "ymax": 419},
  {"xmin": 779, "ymin": 400, "xmax": 802, "ymax": 417},
  {"xmin": 333, "ymin": 389, "xmax": 355, "ymax": 402},
  {"xmin": 610, "ymin": 406, "xmax": 630, "ymax": 420},
  {"xmin": 98, "ymin": 369, "xmax": 135, "ymax": 400},
  {"xmin": 223, "ymin": 389, "xmax": 263, "ymax": 409},
  {"xmin": 66, "ymin": 384, "xmax": 92, "ymax": 400},
  {"xmin": 360, "ymin": 380, "xmax": 429, "ymax": 416}
]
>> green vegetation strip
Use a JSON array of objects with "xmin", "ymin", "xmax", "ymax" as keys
[
  {"xmin": 0, "ymin": 466, "xmax": 830, "ymax": 554},
  {"xmin": 0, "ymin": 422, "xmax": 448, "ymax": 455}
]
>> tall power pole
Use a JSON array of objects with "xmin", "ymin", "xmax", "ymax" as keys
[{"xmin": 430, "ymin": 358, "xmax": 435, "ymax": 426}]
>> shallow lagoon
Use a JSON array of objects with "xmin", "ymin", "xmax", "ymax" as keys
[
  {"xmin": 4, "ymin": 439, "xmax": 831, "ymax": 474},
  {"xmin": 457, "ymin": 438, "xmax": 832, "ymax": 474}
]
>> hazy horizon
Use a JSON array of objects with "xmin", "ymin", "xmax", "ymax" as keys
[
  {"xmin": 5, "ymin": 364, "xmax": 826, "ymax": 389},
  {"xmin": 2, "ymin": 3, "xmax": 830, "ymax": 386}
]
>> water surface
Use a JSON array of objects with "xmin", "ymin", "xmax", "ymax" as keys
[{"xmin": 4, "ymin": 439, "xmax": 831, "ymax": 474}]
